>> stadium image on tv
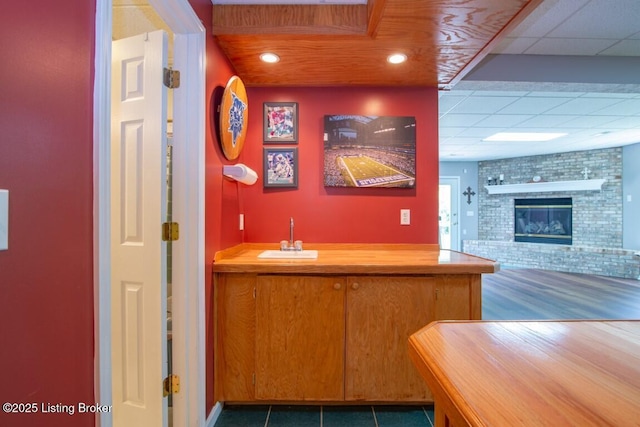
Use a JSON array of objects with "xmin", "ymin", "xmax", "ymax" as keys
[{"xmin": 323, "ymin": 115, "xmax": 416, "ymax": 188}]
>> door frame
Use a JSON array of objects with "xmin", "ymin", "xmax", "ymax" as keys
[
  {"xmin": 93, "ymin": 1, "xmax": 206, "ymax": 426},
  {"xmin": 439, "ymin": 176, "xmax": 461, "ymax": 251}
]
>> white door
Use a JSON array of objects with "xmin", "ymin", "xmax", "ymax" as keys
[
  {"xmin": 439, "ymin": 177, "xmax": 460, "ymax": 251},
  {"xmin": 111, "ymin": 30, "xmax": 168, "ymax": 427}
]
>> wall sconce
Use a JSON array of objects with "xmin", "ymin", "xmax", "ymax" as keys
[{"xmin": 223, "ymin": 164, "xmax": 258, "ymax": 185}]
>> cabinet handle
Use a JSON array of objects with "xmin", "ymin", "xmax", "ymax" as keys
[
  {"xmin": 351, "ymin": 282, "xmax": 360, "ymax": 290},
  {"xmin": 333, "ymin": 283, "xmax": 342, "ymax": 290}
]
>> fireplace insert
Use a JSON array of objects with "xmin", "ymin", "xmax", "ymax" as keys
[{"xmin": 514, "ymin": 198, "xmax": 572, "ymax": 244}]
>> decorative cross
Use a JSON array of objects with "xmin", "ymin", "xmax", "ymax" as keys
[
  {"xmin": 463, "ymin": 186, "xmax": 476, "ymax": 205},
  {"xmin": 581, "ymin": 167, "xmax": 591, "ymax": 180}
]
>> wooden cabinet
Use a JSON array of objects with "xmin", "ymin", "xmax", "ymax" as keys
[
  {"xmin": 255, "ymin": 275, "xmax": 345, "ymax": 401},
  {"xmin": 214, "ymin": 272, "xmax": 482, "ymax": 403},
  {"xmin": 214, "ymin": 273, "xmax": 256, "ymax": 402},
  {"xmin": 345, "ymin": 276, "xmax": 434, "ymax": 401}
]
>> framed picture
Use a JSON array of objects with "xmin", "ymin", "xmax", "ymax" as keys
[
  {"xmin": 323, "ymin": 115, "xmax": 416, "ymax": 188},
  {"xmin": 264, "ymin": 147, "xmax": 298, "ymax": 188},
  {"xmin": 263, "ymin": 102, "xmax": 298, "ymax": 143}
]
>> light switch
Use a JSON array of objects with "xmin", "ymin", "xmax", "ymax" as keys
[{"xmin": 0, "ymin": 190, "xmax": 8, "ymax": 250}]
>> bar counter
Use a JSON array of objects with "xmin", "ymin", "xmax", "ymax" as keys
[
  {"xmin": 212, "ymin": 243, "xmax": 499, "ymax": 275},
  {"xmin": 409, "ymin": 320, "xmax": 640, "ymax": 426},
  {"xmin": 212, "ymin": 243, "xmax": 499, "ymax": 404}
]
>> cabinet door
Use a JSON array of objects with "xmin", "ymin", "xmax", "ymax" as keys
[
  {"xmin": 345, "ymin": 276, "xmax": 434, "ymax": 401},
  {"xmin": 255, "ymin": 275, "xmax": 345, "ymax": 401},
  {"xmin": 435, "ymin": 274, "xmax": 480, "ymax": 320},
  {"xmin": 214, "ymin": 273, "xmax": 257, "ymax": 402}
]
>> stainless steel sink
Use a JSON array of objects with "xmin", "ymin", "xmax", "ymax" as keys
[{"xmin": 258, "ymin": 250, "xmax": 318, "ymax": 260}]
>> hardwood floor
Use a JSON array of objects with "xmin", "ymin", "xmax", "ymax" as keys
[{"xmin": 482, "ymin": 268, "xmax": 640, "ymax": 320}]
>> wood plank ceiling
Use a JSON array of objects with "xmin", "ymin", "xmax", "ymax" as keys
[{"xmin": 212, "ymin": 0, "xmax": 542, "ymax": 88}]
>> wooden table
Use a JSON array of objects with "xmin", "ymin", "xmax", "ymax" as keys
[{"xmin": 408, "ymin": 320, "xmax": 640, "ymax": 427}]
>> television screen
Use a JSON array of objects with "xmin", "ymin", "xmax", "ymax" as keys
[{"xmin": 323, "ymin": 115, "xmax": 416, "ymax": 188}]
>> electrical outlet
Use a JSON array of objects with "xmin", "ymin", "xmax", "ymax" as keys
[
  {"xmin": 239, "ymin": 214, "xmax": 244, "ymax": 231},
  {"xmin": 400, "ymin": 209, "xmax": 410, "ymax": 225}
]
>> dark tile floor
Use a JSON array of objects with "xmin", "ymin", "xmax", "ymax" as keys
[{"xmin": 215, "ymin": 405, "xmax": 435, "ymax": 427}]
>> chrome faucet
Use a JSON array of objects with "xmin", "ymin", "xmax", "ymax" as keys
[
  {"xmin": 289, "ymin": 217, "xmax": 294, "ymax": 248},
  {"xmin": 280, "ymin": 217, "xmax": 302, "ymax": 251}
]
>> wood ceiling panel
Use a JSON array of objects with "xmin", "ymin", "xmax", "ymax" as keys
[
  {"xmin": 212, "ymin": 4, "xmax": 368, "ymax": 35},
  {"xmin": 212, "ymin": 0, "xmax": 542, "ymax": 87}
]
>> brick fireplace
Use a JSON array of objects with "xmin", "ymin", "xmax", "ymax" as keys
[{"xmin": 463, "ymin": 147, "xmax": 640, "ymax": 279}]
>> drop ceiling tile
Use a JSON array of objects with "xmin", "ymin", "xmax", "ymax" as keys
[
  {"xmin": 438, "ymin": 95, "xmax": 468, "ymax": 115},
  {"xmin": 599, "ymin": 39, "xmax": 640, "ymax": 56},
  {"xmin": 506, "ymin": 0, "xmax": 589, "ymax": 38},
  {"xmin": 562, "ymin": 115, "xmax": 621, "ymax": 128},
  {"xmin": 594, "ymin": 117, "xmax": 640, "ymax": 129},
  {"xmin": 442, "ymin": 137, "xmax": 485, "ymax": 146},
  {"xmin": 592, "ymin": 99, "xmax": 640, "ymax": 115},
  {"xmin": 497, "ymin": 97, "xmax": 572, "ymax": 114},
  {"xmin": 450, "ymin": 96, "xmax": 518, "ymax": 114},
  {"xmin": 438, "ymin": 114, "xmax": 489, "ymax": 127},
  {"xmin": 544, "ymin": 97, "xmax": 623, "ymax": 115},
  {"xmin": 547, "ymin": 0, "xmax": 640, "ymax": 39},
  {"xmin": 458, "ymin": 127, "xmax": 507, "ymax": 138},
  {"xmin": 524, "ymin": 38, "xmax": 618, "ymax": 55},
  {"xmin": 515, "ymin": 115, "xmax": 579, "ymax": 127},
  {"xmin": 474, "ymin": 115, "xmax": 532, "ymax": 127},
  {"xmin": 531, "ymin": 91, "xmax": 587, "ymax": 98},
  {"xmin": 438, "ymin": 127, "xmax": 467, "ymax": 137}
]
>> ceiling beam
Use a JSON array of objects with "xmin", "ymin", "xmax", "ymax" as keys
[{"xmin": 212, "ymin": 4, "xmax": 368, "ymax": 35}]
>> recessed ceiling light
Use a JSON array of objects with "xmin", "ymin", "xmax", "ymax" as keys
[
  {"xmin": 260, "ymin": 53, "xmax": 280, "ymax": 63},
  {"xmin": 483, "ymin": 132, "xmax": 568, "ymax": 142},
  {"xmin": 387, "ymin": 53, "xmax": 407, "ymax": 64}
]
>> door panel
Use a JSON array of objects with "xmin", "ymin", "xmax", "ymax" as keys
[
  {"xmin": 255, "ymin": 275, "xmax": 345, "ymax": 401},
  {"xmin": 439, "ymin": 177, "xmax": 460, "ymax": 251},
  {"xmin": 111, "ymin": 30, "xmax": 168, "ymax": 427},
  {"xmin": 435, "ymin": 275, "xmax": 473, "ymax": 320},
  {"xmin": 345, "ymin": 276, "xmax": 434, "ymax": 401}
]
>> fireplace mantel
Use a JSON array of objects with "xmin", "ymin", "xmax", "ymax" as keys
[{"xmin": 485, "ymin": 179, "xmax": 606, "ymax": 195}]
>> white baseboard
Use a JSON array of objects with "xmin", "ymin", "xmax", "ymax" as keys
[{"xmin": 205, "ymin": 402, "xmax": 223, "ymax": 427}]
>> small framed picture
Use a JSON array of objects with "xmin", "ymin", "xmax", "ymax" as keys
[
  {"xmin": 263, "ymin": 102, "xmax": 298, "ymax": 143},
  {"xmin": 264, "ymin": 147, "xmax": 298, "ymax": 188}
]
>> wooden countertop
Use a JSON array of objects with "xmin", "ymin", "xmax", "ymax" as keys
[
  {"xmin": 212, "ymin": 243, "xmax": 499, "ymax": 274},
  {"xmin": 408, "ymin": 320, "xmax": 640, "ymax": 427}
]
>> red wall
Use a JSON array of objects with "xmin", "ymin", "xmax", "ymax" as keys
[
  {"xmin": 0, "ymin": 1, "xmax": 96, "ymax": 426},
  {"xmin": 197, "ymin": 0, "xmax": 240, "ymax": 413},
  {"xmin": 200, "ymin": 2, "xmax": 441, "ymax": 415},
  {"xmin": 238, "ymin": 87, "xmax": 440, "ymax": 244}
]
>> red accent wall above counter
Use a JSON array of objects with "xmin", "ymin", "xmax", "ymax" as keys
[{"xmin": 237, "ymin": 86, "xmax": 439, "ymax": 244}]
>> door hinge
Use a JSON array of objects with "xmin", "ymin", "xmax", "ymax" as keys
[
  {"xmin": 163, "ymin": 67, "xmax": 180, "ymax": 89},
  {"xmin": 162, "ymin": 222, "xmax": 179, "ymax": 241},
  {"xmin": 163, "ymin": 374, "xmax": 180, "ymax": 397}
]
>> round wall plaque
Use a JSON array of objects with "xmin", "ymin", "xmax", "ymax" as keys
[{"xmin": 219, "ymin": 75, "xmax": 249, "ymax": 160}]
